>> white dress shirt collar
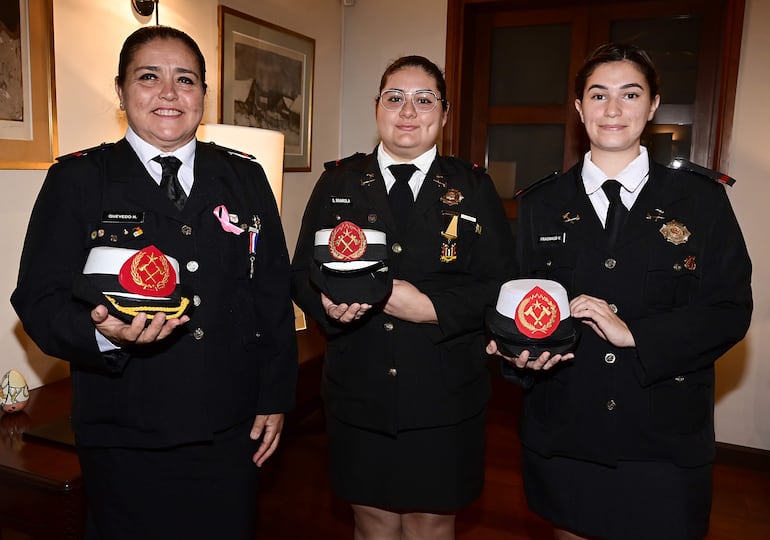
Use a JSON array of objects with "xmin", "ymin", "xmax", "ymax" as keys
[
  {"xmin": 582, "ymin": 146, "xmax": 650, "ymax": 196},
  {"xmin": 377, "ymin": 144, "xmax": 437, "ymax": 175}
]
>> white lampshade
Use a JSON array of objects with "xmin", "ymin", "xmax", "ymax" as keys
[{"xmin": 196, "ymin": 124, "xmax": 285, "ymax": 213}]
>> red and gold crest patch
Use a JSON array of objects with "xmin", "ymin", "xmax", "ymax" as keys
[
  {"xmin": 119, "ymin": 245, "xmax": 176, "ymax": 297},
  {"xmin": 328, "ymin": 221, "xmax": 367, "ymax": 261},
  {"xmin": 515, "ymin": 286, "xmax": 560, "ymax": 338}
]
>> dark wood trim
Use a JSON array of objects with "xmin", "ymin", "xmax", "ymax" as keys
[
  {"xmin": 714, "ymin": 0, "xmax": 745, "ymax": 172},
  {"xmin": 443, "ymin": 0, "xmax": 464, "ymax": 156},
  {"xmin": 443, "ymin": 0, "xmax": 746, "ymax": 171},
  {"xmin": 715, "ymin": 441, "xmax": 770, "ymax": 473},
  {"xmin": 489, "ymin": 105, "xmax": 570, "ymax": 125}
]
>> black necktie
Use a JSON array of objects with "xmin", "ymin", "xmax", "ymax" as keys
[
  {"xmin": 602, "ymin": 179, "xmax": 627, "ymax": 246},
  {"xmin": 388, "ymin": 164, "xmax": 417, "ymax": 226},
  {"xmin": 153, "ymin": 155, "xmax": 186, "ymax": 211}
]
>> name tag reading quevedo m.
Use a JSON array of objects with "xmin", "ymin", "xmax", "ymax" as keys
[{"xmin": 102, "ymin": 211, "xmax": 145, "ymax": 223}]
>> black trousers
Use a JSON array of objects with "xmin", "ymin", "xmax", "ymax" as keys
[{"xmin": 78, "ymin": 419, "xmax": 260, "ymax": 540}]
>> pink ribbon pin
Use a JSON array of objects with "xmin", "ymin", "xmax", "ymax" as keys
[{"xmin": 213, "ymin": 205, "xmax": 245, "ymax": 235}]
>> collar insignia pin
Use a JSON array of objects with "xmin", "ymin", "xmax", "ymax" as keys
[
  {"xmin": 433, "ymin": 175, "xmax": 447, "ymax": 188},
  {"xmin": 360, "ymin": 173, "xmax": 376, "ymax": 187}
]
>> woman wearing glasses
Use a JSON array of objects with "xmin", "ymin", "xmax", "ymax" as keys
[{"xmin": 291, "ymin": 55, "xmax": 517, "ymax": 539}]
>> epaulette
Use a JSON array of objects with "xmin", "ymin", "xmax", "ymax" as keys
[
  {"xmin": 203, "ymin": 141, "xmax": 256, "ymax": 161},
  {"xmin": 324, "ymin": 152, "xmax": 366, "ymax": 170},
  {"xmin": 56, "ymin": 142, "xmax": 115, "ymax": 162},
  {"xmin": 668, "ymin": 157, "xmax": 735, "ymax": 186},
  {"xmin": 513, "ymin": 171, "xmax": 560, "ymax": 199},
  {"xmin": 454, "ymin": 156, "xmax": 487, "ymax": 174}
]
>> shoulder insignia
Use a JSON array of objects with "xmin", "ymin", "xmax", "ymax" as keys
[
  {"xmin": 204, "ymin": 141, "xmax": 256, "ymax": 161},
  {"xmin": 513, "ymin": 171, "xmax": 560, "ymax": 199},
  {"xmin": 56, "ymin": 142, "xmax": 115, "ymax": 162},
  {"xmin": 452, "ymin": 156, "xmax": 486, "ymax": 174},
  {"xmin": 668, "ymin": 158, "xmax": 735, "ymax": 186},
  {"xmin": 324, "ymin": 152, "xmax": 366, "ymax": 171}
]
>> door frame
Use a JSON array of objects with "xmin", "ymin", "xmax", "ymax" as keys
[{"xmin": 443, "ymin": 0, "xmax": 745, "ymax": 172}]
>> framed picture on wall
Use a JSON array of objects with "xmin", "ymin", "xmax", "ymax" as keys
[
  {"xmin": 0, "ymin": 0, "xmax": 57, "ymax": 169},
  {"xmin": 218, "ymin": 6, "xmax": 315, "ymax": 172}
]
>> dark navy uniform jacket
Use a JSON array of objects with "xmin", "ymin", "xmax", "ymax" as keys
[
  {"xmin": 291, "ymin": 150, "xmax": 516, "ymax": 434},
  {"xmin": 515, "ymin": 157, "xmax": 752, "ymax": 467},
  {"xmin": 11, "ymin": 139, "xmax": 297, "ymax": 448}
]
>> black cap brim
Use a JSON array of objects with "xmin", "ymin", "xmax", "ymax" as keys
[{"xmin": 485, "ymin": 308, "xmax": 580, "ymax": 357}]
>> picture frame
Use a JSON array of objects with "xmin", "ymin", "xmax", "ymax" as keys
[
  {"xmin": 218, "ymin": 6, "xmax": 315, "ymax": 172},
  {"xmin": 0, "ymin": 0, "xmax": 58, "ymax": 169}
]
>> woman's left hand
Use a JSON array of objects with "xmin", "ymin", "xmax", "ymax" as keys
[
  {"xmin": 570, "ymin": 294, "xmax": 635, "ymax": 347},
  {"xmin": 250, "ymin": 413, "xmax": 284, "ymax": 467}
]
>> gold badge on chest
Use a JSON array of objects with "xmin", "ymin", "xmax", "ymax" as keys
[
  {"xmin": 440, "ymin": 188, "xmax": 464, "ymax": 206},
  {"xmin": 660, "ymin": 220, "xmax": 691, "ymax": 245}
]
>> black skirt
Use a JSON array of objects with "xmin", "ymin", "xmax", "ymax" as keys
[
  {"xmin": 77, "ymin": 419, "xmax": 260, "ymax": 540},
  {"xmin": 326, "ymin": 410, "xmax": 487, "ymax": 513},
  {"xmin": 522, "ymin": 447, "xmax": 712, "ymax": 540}
]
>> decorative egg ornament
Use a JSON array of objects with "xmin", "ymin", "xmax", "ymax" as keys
[{"xmin": 1, "ymin": 370, "xmax": 30, "ymax": 413}]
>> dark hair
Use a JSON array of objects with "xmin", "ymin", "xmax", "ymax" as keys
[
  {"xmin": 574, "ymin": 43, "xmax": 659, "ymax": 100},
  {"xmin": 378, "ymin": 55, "xmax": 449, "ymax": 111},
  {"xmin": 116, "ymin": 26, "xmax": 207, "ymax": 94}
]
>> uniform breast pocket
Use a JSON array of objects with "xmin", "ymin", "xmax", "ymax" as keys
[
  {"xmin": 529, "ymin": 248, "xmax": 578, "ymax": 294},
  {"xmin": 321, "ymin": 204, "xmax": 372, "ymax": 228},
  {"xmin": 216, "ymin": 226, "xmax": 252, "ymax": 280},
  {"xmin": 87, "ymin": 223, "xmax": 154, "ymax": 251},
  {"xmin": 643, "ymin": 247, "xmax": 700, "ymax": 311}
]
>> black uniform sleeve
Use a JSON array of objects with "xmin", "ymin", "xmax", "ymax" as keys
[{"xmin": 11, "ymin": 159, "xmax": 122, "ymax": 373}]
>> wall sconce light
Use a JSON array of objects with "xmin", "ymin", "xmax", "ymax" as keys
[{"xmin": 132, "ymin": 1, "xmax": 159, "ymax": 24}]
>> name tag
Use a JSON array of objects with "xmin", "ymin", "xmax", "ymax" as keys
[
  {"xmin": 331, "ymin": 197, "xmax": 351, "ymax": 205},
  {"xmin": 538, "ymin": 233, "xmax": 566, "ymax": 244},
  {"xmin": 102, "ymin": 211, "xmax": 144, "ymax": 223}
]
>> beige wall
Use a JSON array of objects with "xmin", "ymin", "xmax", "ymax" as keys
[
  {"xmin": 339, "ymin": 0, "xmax": 448, "ymax": 155},
  {"xmin": 1, "ymin": 0, "xmax": 767, "ymax": 452},
  {"xmin": 712, "ymin": 0, "xmax": 770, "ymax": 450}
]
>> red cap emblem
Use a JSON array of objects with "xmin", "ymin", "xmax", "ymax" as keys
[
  {"xmin": 119, "ymin": 245, "xmax": 176, "ymax": 297},
  {"xmin": 515, "ymin": 286, "xmax": 560, "ymax": 338},
  {"xmin": 328, "ymin": 221, "xmax": 367, "ymax": 261}
]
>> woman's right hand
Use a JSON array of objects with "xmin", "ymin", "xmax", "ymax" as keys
[
  {"xmin": 321, "ymin": 293, "xmax": 371, "ymax": 324},
  {"xmin": 91, "ymin": 304, "xmax": 189, "ymax": 346}
]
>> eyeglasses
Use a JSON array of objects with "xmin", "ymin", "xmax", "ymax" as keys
[{"xmin": 378, "ymin": 89, "xmax": 446, "ymax": 113}]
